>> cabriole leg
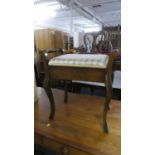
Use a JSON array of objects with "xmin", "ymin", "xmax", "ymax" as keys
[
  {"xmin": 103, "ymin": 81, "xmax": 112, "ymax": 133},
  {"xmin": 43, "ymin": 78, "xmax": 55, "ymax": 120}
]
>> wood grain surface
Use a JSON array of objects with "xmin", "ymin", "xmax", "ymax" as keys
[{"xmin": 34, "ymin": 88, "xmax": 121, "ymax": 155}]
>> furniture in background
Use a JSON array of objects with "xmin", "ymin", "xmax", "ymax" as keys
[
  {"xmin": 83, "ymin": 29, "xmax": 112, "ymax": 53},
  {"xmin": 34, "ymin": 29, "xmax": 73, "ymax": 53},
  {"xmin": 34, "ymin": 29, "xmax": 74, "ymax": 86},
  {"xmin": 76, "ymin": 25, "xmax": 121, "ymax": 70},
  {"xmin": 106, "ymin": 26, "xmax": 121, "ymax": 70},
  {"xmin": 41, "ymin": 48, "xmax": 118, "ymax": 133}
]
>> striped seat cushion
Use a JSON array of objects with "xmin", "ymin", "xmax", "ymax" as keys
[{"xmin": 48, "ymin": 54, "xmax": 109, "ymax": 69}]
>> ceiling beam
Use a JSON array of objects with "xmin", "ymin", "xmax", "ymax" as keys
[
  {"xmin": 57, "ymin": 0, "xmax": 103, "ymax": 25},
  {"xmin": 76, "ymin": 0, "xmax": 120, "ymax": 8},
  {"xmin": 73, "ymin": 0, "xmax": 103, "ymax": 25}
]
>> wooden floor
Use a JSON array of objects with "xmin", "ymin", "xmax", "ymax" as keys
[{"xmin": 35, "ymin": 87, "xmax": 121, "ymax": 155}]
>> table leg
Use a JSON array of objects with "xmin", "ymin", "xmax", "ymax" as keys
[{"xmin": 43, "ymin": 78, "xmax": 55, "ymax": 120}]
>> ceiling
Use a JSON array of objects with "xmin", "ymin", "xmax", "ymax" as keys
[{"xmin": 34, "ymin": 0, "xmax": 121, "ymax": 33}]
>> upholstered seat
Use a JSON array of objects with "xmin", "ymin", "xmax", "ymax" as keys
[{"xmin": 48, "ymin": 54, "xmax": 109, "ymax": 69}]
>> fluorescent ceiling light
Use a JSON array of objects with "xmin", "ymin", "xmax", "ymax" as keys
[
  {"xmin": 34, "ymin": 4, "xmax": 57, "ymax": 22},
  {"xmin": 34, "ymin": 0, "xmax": 67, "ymax": 22}
]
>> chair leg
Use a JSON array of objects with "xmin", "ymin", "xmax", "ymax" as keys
[{"xmin": 43, "ymin": 78, "xmax": 55, "ymax": 120}]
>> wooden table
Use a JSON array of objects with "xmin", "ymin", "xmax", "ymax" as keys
[
  {"xmin": 34, "ymin": 88, "xmax": 121, "ymax": 155},
  {"xmin": 40, "ymin": 48, "xmax": 118, "ymax": 133}
]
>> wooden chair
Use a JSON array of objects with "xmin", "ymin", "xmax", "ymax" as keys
[{"xmin": 83, "ymin": 27, "xmax": 113, "ymax": 54}]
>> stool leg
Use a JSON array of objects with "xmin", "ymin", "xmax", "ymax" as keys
[
  {"xmin": 43, "ymin": 78, "xmax": 55, "ymax": 120},
  {"xmin": 64, "ymin": 80, "xmax": 68, "ymax": 103},
  {"xmin": 103, "ymin": 81, "xmax": 112, "ymax": 133},
  {"xmin": 90, "ymin": 87, "xmax": 94, "ymax": 96}
]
